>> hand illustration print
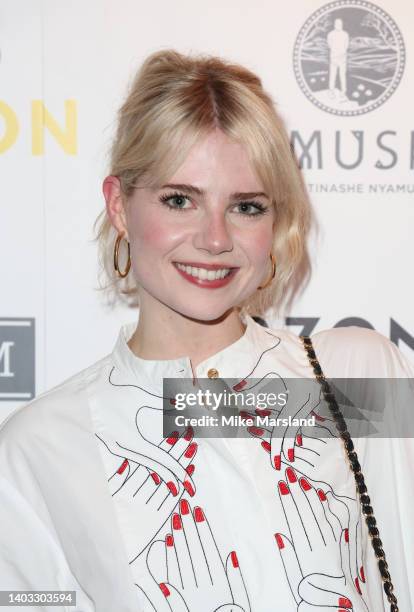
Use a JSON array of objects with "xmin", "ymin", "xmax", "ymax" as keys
[
  {"xmin": 157, "ymin": 501, "xmax": 251, "ymax": 612},
  {"xmin": 96, "ymin": 425, "xmax": 198, "ymax": 563},
  {"xmin": 262, "ymin": 378, "xmax": 326, "ymax": 473},
  {"xmin": 274, "ymin": 466, "xmax": 368, "ymax": 611},
  {"xmin": 241, "ymin": 409, "xmax": 366, "ymax": 589},
  {"xmin": 96, "ymin": 402, "xmax": 197, "ymax": 494},
  {"xmin": 235, "ymin": 374, "xmax": 327, "ymax": 471},
  {"xmin": 324, "ymin": 492, "xmax": 366, "ymax": 600}
]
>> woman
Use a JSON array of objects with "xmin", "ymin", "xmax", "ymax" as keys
[{"xmin": 0, "ymin": 49, "xmax": 412, "ymax": 612}]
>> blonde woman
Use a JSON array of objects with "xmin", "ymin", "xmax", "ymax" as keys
[{"xmin": 0, "ymin": 50, "xmax": 412, "ymax": 612}]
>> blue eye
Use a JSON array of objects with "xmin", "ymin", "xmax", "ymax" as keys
[
  {"xmin": 159, "ymin": 192, "xmax": 191, "ymax": 210},
  {"xmin": 158, "ymin": 191, "xmax": 269, "ymax": 218},
  {"xmin": 235, "ymin": 202, "xmax": 268, "ymax": 216}
]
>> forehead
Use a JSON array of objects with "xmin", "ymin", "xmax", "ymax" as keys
[{"xmin": 166, "ymin": 129, "xmax": 262, "ymax": 189}]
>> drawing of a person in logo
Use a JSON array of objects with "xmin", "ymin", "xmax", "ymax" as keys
[{"xmin": 327, "ymin": 18, "xmax": 350, "ymax": 100}]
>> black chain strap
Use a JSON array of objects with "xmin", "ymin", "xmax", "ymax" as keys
[{"xmin": 299, "ymin": 335, "xmax": 399, "ymax": 612}]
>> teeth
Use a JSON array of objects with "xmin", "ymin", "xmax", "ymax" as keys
[{"xmin": 175, "ymin": 263, "xmax": 232, "ymax": 281}]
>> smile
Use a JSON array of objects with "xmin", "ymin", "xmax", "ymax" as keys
[
  {"xmin": 174, "ymin": 263, "xmax": 232, "ymax": 280},
  {"xmin": 173, "ymin": 262, "xmax": 239, "ymax": 288}
]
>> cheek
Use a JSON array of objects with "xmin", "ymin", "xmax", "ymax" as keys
[
  {"xmin": 129, "ymin": 215, "xmax": 196, "ymax": 275},
  {"xmin": 141, "ymin": 225, "xmax": 186, "ymax": 254},
  {"xmin": 142, "ymin": 225, "xmax": 169, "ymax": 248},
  {"xmin": 240, "ymin": 224, "xmax": 275, "ymax": 263},
  {"xmin": 130, "ymin": 209, "xmax": 179, "ymax": 252}
]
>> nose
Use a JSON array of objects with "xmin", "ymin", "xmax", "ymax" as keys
[{"xmin": 192, "ymin": 210, "xmax": 234, "ymax": 255}]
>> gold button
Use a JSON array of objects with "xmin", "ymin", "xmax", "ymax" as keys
[{"xmin": 207, "ymin": 368, "xmax": 219, "ymax": 378}]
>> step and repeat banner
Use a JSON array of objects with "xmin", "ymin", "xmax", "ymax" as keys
[{"xmin": 1, "ymin": 0, "xmax": 413, "ymax": 421}]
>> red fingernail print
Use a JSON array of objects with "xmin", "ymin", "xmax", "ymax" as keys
[
  {"xmin": 167, "ymin": 432, "xmax": 179, "ymax": 445},
  {"xmin": 278, "ymin": 481, "xmax": 290, "ymax": 495},
  {"xmin": 317, "ymin": 489, "xmax": 327, "ymax": 502},
  {"xmin": 194, "ymin": 506, "xmax": 205, "ymax": 522},
  {"xmin": 185, "ymin": 464, "xmax": 195, "ymax": 476},
  {"xmin": 355, "ymin": 576, "xmax": 362, "ymax": 595},
  {"xmin": 345, "ymin": 528, "xmax": 349, "ymax": 543},
  {"xmin": 184, "ymin": 426, "xmax": 194, "ymax": 441},
  {"xmin": 150, "ymin": 472, "xmax": 160, "ymax": 485},
  {"xmin": 311, "ymin": 410, "xmax": 325, "ymax": 422},
  {"xmin": 165, "ymin": 534, "xmax": 174, "ymax": 547},
  {"xmin": 360, "ymin": 566, "xmax": 365, "ymax": 582},
  {"xmin": 233, "ymin": 379, "xmax": 247, "ymax": 391},
  {"xmin": 247, "ymin": 426, "xmax": 264, "ymax": 437},
  {"xmin": 338, "ymin": 597, "xmax": 352, "ymax": 608},
  {"xmin": 180, "ymin": 499, "xmax": 190, "ymax": 515},
  {"xmin": 184, "ymin": 442, "xmax": 197, "ymax": 458},
  {"xmin": 296, "ymin": 434, "xmax": 303, "ymax": 446},
  {"xmin": 261, "ymin": 440, "xmax": 271, "ymax": 453},
  {"xmin": 256, "ymin": 408, "xmax": 271, "ymax": 417},
  {"xmin": 274, "ymin": 455, "xmax": 281, "ymax": 470},
  {"xmin": 167, "ymin": 481, "xmax": 178, "ymax": 496},
  {"xmin": 159, "ymin": 582, "xmax": 170, "ymax": 597},
  {"xmin": 183, "ymin": 480, "xmax": 195, "ymax": 497},
  {"xmin": 230, "ymin": 551, "xmax": 239, "ymax": 568},
  {"xmin": 172, "ymin": 513, "xmax": 182, "ymax": 530},
  {"xmin": 169, "ymin": 398, "xmax": 176, "ymax": 405},
  {"xmin": 299, "ymin": 477, "xmax": 312, "ymax": 491},
  {"xmin": 275, "ymin": 533, "xmax": 284, "ymax": 549},
  {"xmin": 287, "ymin": 448, "xmax": 295, "ymax": 462},
  {"xmin": 117, "ymin": 459, "xmax": 128, "ymax": 474},
  {"xmin": 286, "ymin": 467, "xmax": 297, "ymax": 483}
]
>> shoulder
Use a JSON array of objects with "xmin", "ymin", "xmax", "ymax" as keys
[
  {"xmin": 312, "ymin": 324, "xmax": 392, "ymax": 354},
  {"xmin": 0, "ymin": 354, "xmax": 115, "ymax": 520},
  {"xmin": 253, "ymin": 319, "xmax": 412, "ymax": 375},
  {"xmin": 0, "ymin": 353, "xmax": 112, "ymax": 444},
  {"xmin": 310, "ymin": 325, "xmax": 414, "ymax": 377}
]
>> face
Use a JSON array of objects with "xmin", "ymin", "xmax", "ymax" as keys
[{"xmin": 105, "ymin": 128, "xmax": 276, "ymax": 322}]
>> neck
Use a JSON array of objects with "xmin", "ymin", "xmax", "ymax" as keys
[{"xmin": 127, "ymin": 300, "xmax": 246, "ymax": 371}]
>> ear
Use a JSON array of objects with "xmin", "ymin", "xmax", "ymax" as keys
[{"xmin": 102, "ymin": 176, "xmax": 129, "ymax": 240}]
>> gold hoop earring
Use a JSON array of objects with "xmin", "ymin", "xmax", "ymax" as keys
[
  {"xmin": 257, "ymin": 252, "xmax": 276, "ymax": 290},
  {"xmin": 113, "ymin": 233, "xmax": 131, "ymax": 278}
]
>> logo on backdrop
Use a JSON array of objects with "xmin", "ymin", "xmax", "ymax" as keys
[
  {"xmin": 293, "ymin": 0, "xmax": 405, "ymax": 116},
  {"xmin": 0, "ymin": 318, "xmax": 35, "ymax": 401}
]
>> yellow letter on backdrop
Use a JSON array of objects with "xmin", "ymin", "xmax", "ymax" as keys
[
  {"xmin": 32, "ymin": 100, "xmax": 77, "ymax": 155},
  {"xmin": 0, "ymin": 102, "xmax": 19, "ymax": 153}
]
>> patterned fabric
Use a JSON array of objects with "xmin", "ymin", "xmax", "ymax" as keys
[{"xmin": 0, "ymin": 315, "xmax": 413, "ymax": 612}]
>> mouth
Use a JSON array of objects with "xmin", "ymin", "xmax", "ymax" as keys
[{"xmin": 173, "ymin": 261, "xmax": 239, "ymax": 282}]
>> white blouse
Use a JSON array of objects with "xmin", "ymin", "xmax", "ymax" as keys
[{"xmin": 0, "ymin": 314, "xmax": 413, "ymax": 612}]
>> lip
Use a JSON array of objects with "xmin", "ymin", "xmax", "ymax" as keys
[{"xmin": 173, "ymin": 261, "xmax": 238, "ymax": 270}]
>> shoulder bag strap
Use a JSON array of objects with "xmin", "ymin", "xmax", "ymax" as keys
[{"xmin": 299, "ymin": 334, "xmax": 398, "ymax": 612}]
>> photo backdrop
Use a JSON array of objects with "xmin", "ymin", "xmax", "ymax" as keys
[{"xmin": 1, "ymin": 0, "xmax": 413, "ymax": 421}]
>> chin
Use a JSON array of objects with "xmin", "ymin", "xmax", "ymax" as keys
[{"xmin": 168, "ymin": 300, "xmax": 237, "ymax": 323}]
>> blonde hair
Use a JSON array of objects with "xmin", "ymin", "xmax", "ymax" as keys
[{"xmin": 93, "ymin": 49, "xmax": 313, "ymax": 318}]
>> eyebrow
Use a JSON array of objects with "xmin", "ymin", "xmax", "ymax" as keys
[{"xmin": 159, "ymin": 183, "xmax": 269, "ymax": 200}]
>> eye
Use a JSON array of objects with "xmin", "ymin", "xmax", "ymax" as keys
[
  {"xmin": 158, "ymin": 192, "xmax": 269, "ymax": 218},
  {"xmin": 234, "ymin": 202, "xmax": 268, "ymax": 217},
  {"xmin": 159, "ymin": 192, "xmax": 192, "ymax": 211}
]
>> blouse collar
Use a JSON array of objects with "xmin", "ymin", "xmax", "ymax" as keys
[{"xmin": 110, "ymin": 313, "xmax": 282, "ymax": 391}]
